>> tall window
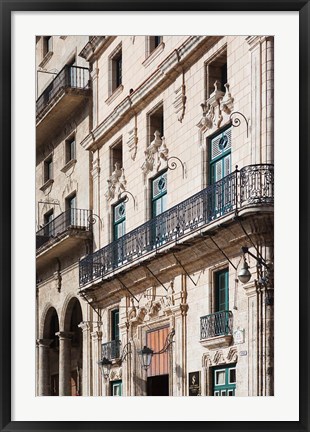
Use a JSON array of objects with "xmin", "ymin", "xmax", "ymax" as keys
[
  {"xmin": 44, "ymin": 156, "xmax": 53, "ymax": 183},
  {"xmin": 151, "ymin": 171, "xmax": 167, "ymax": 218},
  {"xmin": 44, "ymin": 209, "xmax": 54, "ymax": 237},
  {"xmin": 65, "ymin": 135, "xmax": 76, "ymax": 163},
  {"xmin": 66, "ymin": 193, "xmax": 77, "ymax": 226},
  {"xmin": 213, "ymin": 364, "xmax": 236, "ymax": 396},
  {"xmin": 43, "ymin": 36, "xmax": 52, "ymax": 57},
  {"xmin": 149, "ymin": 36, "xmax": 163, "ymax": 54},
  {"xmin": 148, "ymin": 104, "xmax": 164, "ymax": 144},
  {"xmin": 209, "ymin": 127, "xmax": 232, "ymax": 217},
  {"xmin": 111, "ymin": 309, "xmax": 119, "ymax": 342},
  {"xmin": 214, "ymin": 268, "xmax": 229, "ymax": 312},
  {"xmin": 113, "ymin": 201, "xmax": 126, "ymax": 241},
  {"xmin": 111, "ymin": 139, "xmax": 123, "ymax": 172},
  {"xmin": 206, "ymin": 48, "xmax": 227, "ymax": 97},
  {"xmin": 110, "ymin": 46, "xmax": 122, "ymax": 93}
]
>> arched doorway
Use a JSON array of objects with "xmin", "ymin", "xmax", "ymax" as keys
[
  {"xmin": 63, "ymin": 297, "xmax": 83, "ymax": 396},
  {"xmin": 38, "ymin": 306, "xmax": 59, "ymax": 396}
]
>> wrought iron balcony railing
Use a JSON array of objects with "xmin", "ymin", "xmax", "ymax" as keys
[
  {"xmin": 36, "ymin": 65, "xmax": 90, "ymax": 122},
  {"xmin": 200, "ymin": 310, "xmax": 233, "ymax": 339},
  {"xmin": 102, "ymin": 340, "xmax": 121, "ymax": 361},
  {"xmin": 79, "ymin": 164, "xmax": 274, "ymax": 287},
  {"xmin": 36, "ymin": 208, "xmax": 92, "ymax": 249}
]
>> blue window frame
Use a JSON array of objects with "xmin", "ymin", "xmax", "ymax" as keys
[{"xmin": 213, "ymin": 364, "xmax": 236, "ymax": 396}]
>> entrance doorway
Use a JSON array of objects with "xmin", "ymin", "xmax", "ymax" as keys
[{"xmin": 147, "ymin": 374, "xmax": 169, "ymax": 396}]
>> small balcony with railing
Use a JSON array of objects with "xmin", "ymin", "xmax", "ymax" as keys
[
  {"xmin": 36, "ymin": 208, "xmax": 93, "ymax": 266},
  {"xmin": 79, "ymin": 164, "xmax": 274, "ymax": 289},
  {"xmin": 102, "ymin": 340, "xmax": 121, "ymax": 362},
  {"xmin": 36, "ymin": 65, "xmax": 91, "ymax": 146},
  {"xmin": 200, "ymin": 310, "xmax": 233, "ymax": 349}
]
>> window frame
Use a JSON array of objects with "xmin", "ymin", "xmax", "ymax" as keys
[{"xmin": 109, "ymin": 44, "xmax": 122, "ymax": 95}]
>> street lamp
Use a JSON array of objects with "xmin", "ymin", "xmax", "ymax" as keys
[
  {"xmin": 98, "ymin": 357, "xmax": 112, "ymax": 379},
  {"xmin": 138, "ymin": 328, "xmax": 175, "ymax": 371},
  {"xmin": 237, "ymin": 246, "xmax": 273, "ymax": 305},
  {"xmin": 238, "ymin": 257, "xmax": 251, "ymax": 284}
]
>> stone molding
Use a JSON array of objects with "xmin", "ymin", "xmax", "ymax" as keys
[
  {"xmin": 173, "ymin": 83, "xmax": 186, "ymax": 123},
  {"xmin": 141, "ymin": 131, "xmax": 168, "ymax": 177},
  {"xmin": 127, "ymin": 127, "xmax": 138, "ymax": 161},
  {"xmin": 197, "ymin": 81, "xmax": 234, "ymax": 133},
  {"xmin": 105, "ymin": 162, "xmax": 127, "ymax": 201},
  {"xmin": 80, "ymin": 36, "xmax": 222, "ymax": 151},
  {"xmin": 200, "ymin": 334, "xmax": 233, "ymax": 349}
]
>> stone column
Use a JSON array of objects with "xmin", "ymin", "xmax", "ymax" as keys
[
  {"xmin": 56, "ymin": 332, "xmax": 73, "ymax": 396},
  {"xmin": 37, "ymin": 339, "xmax": 53, "ymax": 396},
  {"xmin": 91, "ymin": 153, "xmax": 101, "ymax": 250},
  {"xmin": 91, "ymin": 325, "xmax": 102, "ymax": 396},
  {"xmin": 78, "ymin": 321, "xmax": 92, "ymax": 396}
]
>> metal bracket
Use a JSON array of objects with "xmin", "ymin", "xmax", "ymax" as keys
[
  {"xmin": 115, "ymin": 276, "xmax": 139, "ymax": 302},
  {"xmin": 144, "ymin": 265, "xmax": 168, "ymax": 292},
  {"xmin": 230, "ymin": 111, "xmax": 249, "ymax": 138},
  {"xmin": 167, "ymin": 156, "xmax": 186, "ymax": 179},
  {"xmin": 173, "ymin": 253, "xmax": 197, "ymax": 286},
  {"xmin": 119, "ymin": 190, "xmax": 136, "ymax": 210},
  {"xmin": 207, "ymin": 235, "xmax": 237, "ymax": 270}
]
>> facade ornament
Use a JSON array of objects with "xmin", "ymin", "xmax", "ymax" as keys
[
  {"xmin": 128, "ymin": 298, "xmax": 137, "ymax": 320},
  {"xmin": 127, "ymin": 127, "xmax": 138, "ymax": 160},
  {"xmin": 220, "ymin": 83, "xmax": 234, "ymax": 114},
  {"xmin": 197, "ymin": 80, "xmax": 234, "ymax": 133},
  {"xmin": 213, "ymin": 349, "xmax": 225, "ymax": 365},
  {"xmin": 202, "ymin": 352, "xmax": 212, "ymax": 368},
  {"xmin": 105, "ymin": 162, "xmax": 127, "ymax": 201},
  {"xmin": 162, "ymin": 280, "xmax": 175, "ymax": 308},
  {"xmin": 226, "ymin": 346, "xmax": 238, "ymax": 363},
  {"xmin": 141, "ymin": 131, "xmax": 169, "ymax": 176},
  {"xmin": 109, "ymin": 367, "xmax": 122, "ymax": 381},
  {"xmin": 173, "ymin": 84, "xmax": 187, "ymax": 122},
  {"xmin": 53, "ymin": 270, "xmax": 62, "ymax": 293},
  {"xmin": 144, "ymin": 287, "xmax": 161, "ymax": 318}
]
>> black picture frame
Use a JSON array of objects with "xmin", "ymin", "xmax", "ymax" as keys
[{"xmin": 1, "ymin": 1, "xmax": 308, "ymax": 431}]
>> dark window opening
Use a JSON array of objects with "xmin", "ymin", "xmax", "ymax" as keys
[
  {"xmin": 112, "ymin": 49, "xmax": 122, "ymax": 92},
  {"xmin": 43, "ymin": 36, "xmax": 52, "ymax": 57},
  {"xmin": 44, "ymin": 157, "xmax": 53, "ymax": 183},
  {"xmin": 65, "ymin": 136, "xmax": 76, "ymax": 163},
  {"xmin": 148, "ymin": 104, "xmax": 164, "ymax": 144},
  {"xmin": 206, "ymin": 49, "xmax": 227, "ymax": 97},
  {"xmin": 111, "ymin": 140, "xmax": 123, "ymax": 172},
  {"xmin": 149, "ymin": 36, "xmax": 163, "ymax": 54}
]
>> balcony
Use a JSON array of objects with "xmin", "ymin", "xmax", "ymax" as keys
[
  {"xmin": 102, "ymin": 340, "xmax": 121, "ymax": 361},
  {"xmin": 200, "ymin": 311, "xmax": 233, "ymax": 349},
  {"xmin": 36, "ymin": 65, "xmax": 91, "ymax": 146},
  {"xmin": 79, "ymin": 164, "xmax": 274, "ymax": 288},
  {"xmin": 36, "ymin": 208, "xmax": 92, "ymax": 267}
]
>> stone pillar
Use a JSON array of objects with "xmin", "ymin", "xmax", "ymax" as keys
[
  {"xmin": 91, "ymin": 66, "xmax": 99, "ymax": 128},
  {"xmin": 37, "ymin": 339, "xmax": 53, "ymax": 396},
  {"xmin": 56, "ymin": 332, "xmax": 73, "ymax": 396},
  {"xmin": 247, "ymin": 36, "xmax": 262, "ymax": 165},
  {"xmin": 78, "ymin": 321, "xmax": 92, "ymax": 396},
  {"xmin": 91, "ymin": 153, "xmax": 101, "ymax": 250},
  {"xmin": 91, "ymin": 324, "xmax": 102, "ymax": 396}
]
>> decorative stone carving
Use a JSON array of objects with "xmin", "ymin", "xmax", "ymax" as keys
[
  {"xmin": 105, "ymin": 162, "xmax": 127, "ymax": 201},
  {"xmin": 161, "ymin": 280, "xmax": 175, "ymax": 308},
  {"xmin": 220, "ymin": 83, "xmax": 234, "ymax": 114},
  {"xmin": 141, "ymin": 131, "xmax": 169, "ymax": 176},
  {"xmin": 128, "ymin": 298, "xmax": 137, "ymax": 320},
  {"xmin": 173, "ymin": 84, "xmax": 186, "ymax": 123},
  {"xmin": 127, "ymin": 127, "xmax": 138, "ymax": 160},
  {"xmin": 213, "ymin": 349, "xmax": 226, "ymax": 365},
  {"xmin": 144, "ymin": 287, "xmax": 161, "ymax": 318},
  {"xmin": 197, "ymin": 80, "xmax": 234, "ymax": 133},
  {"xmin": 53, "ymin": 270, "xmax": 62, "ymax": 293},
  {"xmin": 109, "ymin": 367, "xmax": 122, "ymax": 381},
  {"xmin": 226, "ymin": 346, "xmax": 238, "ymax": 363}
]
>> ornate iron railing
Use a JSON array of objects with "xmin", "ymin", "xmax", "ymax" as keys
[
  {"xmin": 200, "ymin": 310, "xmax": 233, "ymax": 339},
  {"xmin": 79, "ymin": 164, "xmax": 274, "ymax": 286},
  {"xmin": 36, "ymin": 208, "xmax": 92, "ymax": 249},
  {"xmin": 102, "ymin": 340, "xmax": 121, "ymax": 361},
  {"xmin": 36, "ymin": 65, "xmax": 90, "ymax": 121}
]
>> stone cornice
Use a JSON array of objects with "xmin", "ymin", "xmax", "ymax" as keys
[
  {"xmin": 79, "ymin": 36, "xmax": 115, "ymax": 61},
  {"xmin": 81, "ymin": 36, "xmax": 222, "ymax": 151}
]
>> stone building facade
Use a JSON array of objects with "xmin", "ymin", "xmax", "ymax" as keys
[{"xmin": 36, "ymin": 35, "xmax": 274, "ymax": 397}]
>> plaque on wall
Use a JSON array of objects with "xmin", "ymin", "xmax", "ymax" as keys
[{"xmin": 189, "ymin": 371, "xmax": 200, "ymax": 396}]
